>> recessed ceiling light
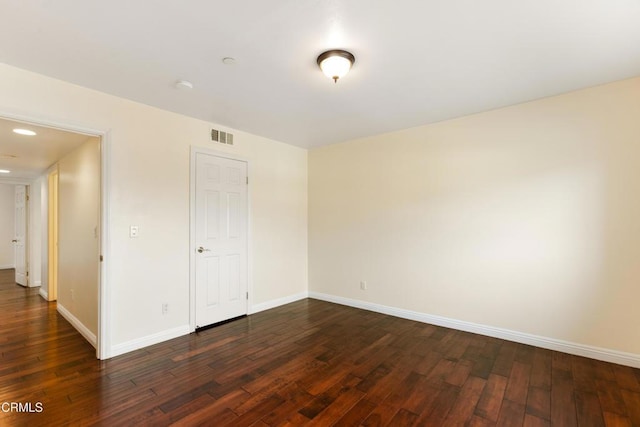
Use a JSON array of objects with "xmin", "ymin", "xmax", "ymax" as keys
[
  {"xmin": 0, "ymin": 169, "xmax": 10, "ymax": 174},
  {"xmin": 13, "ymin": 128, "xmax": 37, "ymax": 136},
  {"xmin": 222, "ymin": 57, "xmax": 236, "ymax": 65}
]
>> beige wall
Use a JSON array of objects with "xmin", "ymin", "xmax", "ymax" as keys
[
  {"xmin": 0, "ymin": 183, "xmax": 15, "ymax": 269},
  {"xmin": 58, "ymin": 138, "xmax": 101, "ymax": 336},
  {"xmin": 8, "ymin": 57, "xmax": 638, "ymax": 360},
  {"xmin": 0, "ymin": 63, "xmax": 308, "ymax": 354},
  {"xmin": 309, "ymin": 77, "xmax": 640, "ymax": 356}
]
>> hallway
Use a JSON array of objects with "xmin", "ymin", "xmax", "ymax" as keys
[{"xmin": 0, "ymin": 268, "xmax": 96, "ymax": 425}]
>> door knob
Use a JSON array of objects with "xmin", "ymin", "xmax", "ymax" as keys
[
  {"xmin": 11, "ymin": 239, "xmax": 17, "ymax": 243},
  {"xmin": 197, "ymin": 247, "xmax": 211, "ymax": 253}
]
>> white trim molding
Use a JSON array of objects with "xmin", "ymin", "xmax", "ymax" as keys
[
  {"xmin": 39, "ymin": 287, "xmax": 48, "ymax": 300},
  {"xmin": 308, "ymin": 292, "xmax": 640, "ymax": 369},
  {"xmin": 57, "ymin": 303, "xmax": 97, "ymax": 348},
  {"xmin": 0, "ymin": 264, "xmax": 15, "ymax": 270},
  {"xmin": 98, "ymin": 130, "xmax": 111, "ymax": 360},
  {"xmin": 111, "ymin": 325, "xmax": 191, "ymax": 358},
  {"xmin": 250, "ymin": 291, "xmax": 309, "ymax": 315}
]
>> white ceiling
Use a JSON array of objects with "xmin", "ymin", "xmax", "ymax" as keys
[
  {"xmin": 0, "ymin": 118, "xmax": 91, "ymax": 181},
  {"xmin": 0, "ymin": 0, "xmax": 639, "ymax": 148}
]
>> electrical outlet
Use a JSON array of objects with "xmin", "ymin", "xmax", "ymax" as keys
[
  {"xmin": 360, "ymin": 281, "xmax": 367, "ymax": 290},
  {"xmin": 130, "ymin": 225, "xmax": 139, "ymax": 238},
  {"xmin": 162, "ymin": 303, "xmax": 168, "ymax": 315}
]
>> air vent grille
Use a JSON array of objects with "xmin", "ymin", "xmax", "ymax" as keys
[{"xmin": 211, "ymin": 128, "xmax": 234, "ymax": 145}]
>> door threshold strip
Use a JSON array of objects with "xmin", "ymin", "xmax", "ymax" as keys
[{"xmin": 195, "ymin": 314, "xmax": 247, "ymax": 333}]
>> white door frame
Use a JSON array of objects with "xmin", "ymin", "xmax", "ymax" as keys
[
  {"xmin": 189, "ymin": 146, "xmax": 252, "ymax": 331},
  {"xmin": 0, "ymin": 111, "xmax": 111, "ymax": 360},
  {"xmin": 47, "ymin": 166, "xmax": 59, "ymax": 301}
]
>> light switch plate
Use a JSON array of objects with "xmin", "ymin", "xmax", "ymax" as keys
[{"xmin": 130, "ymin": 225, "xmax": 139, "ymax": 238}]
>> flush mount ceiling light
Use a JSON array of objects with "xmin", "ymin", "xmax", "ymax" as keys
[
  {"xmin": 0, "ymin": 169, "xmax": 10, "ymax": 174},
  {"xmin": 317, "ymin": 50, "xmax": 355, "ymax": 83},
  {"xmin": 13, "ymin": 128, "xmax": 37, "ymax": 136}
]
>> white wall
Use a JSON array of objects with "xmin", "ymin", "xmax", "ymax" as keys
[
  {"xmin": 0, "ymin": 63, "xmax": 308, "ymax": 356},
  {"xmin": 309, "ymin": 77, "xmax": 640, "ymax": 358},
  {"xmin": 39, "ymin": 175, "xmax": 49, "ymax": 298},
  {"xmin": 58, "ymin": 138, "xmax": 100, "ymax": 336},
  {"xmin": 28, "ymin": 177, "xmax": 43, "ymax": 287},
  {"xmin": 0, "ymin": 183, "xmax": 15, "ymax": 269}
]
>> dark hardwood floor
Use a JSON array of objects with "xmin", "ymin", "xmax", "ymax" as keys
[{"xmin": 1, "ymin": 269, "xmax": 639, "ymax": 426}]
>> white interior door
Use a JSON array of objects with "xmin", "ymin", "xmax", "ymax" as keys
[
  {"xmin": 195, "ymin": 153, "xmax": 248, "ymax": 328},
  {"xmin": 14, "ymin": 185, "xmax": 28, "ymax": 286}
]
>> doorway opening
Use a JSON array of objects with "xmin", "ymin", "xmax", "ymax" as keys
[{"xmin": 0, "ymin": 114, "xmax": 108, "ymax": 359}]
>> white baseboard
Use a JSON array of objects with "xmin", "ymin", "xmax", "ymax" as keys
[
  {"xmin": 39, "ymin": 287, "xmax": 49, "ymax": 300},
  {"xmin": 57, "ymin": 303, "xmax": 97, "ymax": 349},
  {"xmin": 110, "ymin": 325, "xmax": 191, "ymax": 358},
  {"xmin": 29, "ymin": 280, "xmax": 41, "ymax": 288},
  {"xmin": 109, "ymin": 291, "xmax": 309, "ymax": 359},
  {"xmin": 0, "ymin": 264, "xmax": 15, "ymax": 270},
  {"xmin": 250, "ymin": 291, "xmax": 309, "ymax": 314},
  {"xmin": 308, "ymin": 292, "xmax": 640, "ymax": 369}
]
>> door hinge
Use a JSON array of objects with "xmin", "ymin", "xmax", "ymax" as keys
[
  {"xmin": 246, "ymin": 176, "xmax": 249, "ymax": 185},
  {"xmin": 246, "ymin": 292, "xmax": 249, "ymax": 300},
  {"xmin": 26, "ymin": 195, "xmax": 30, "ymax": 201},
  {"xmin": 26, "ymin": 271, "xmax": 29, "ymax": 277},
  {"xmin": 100, "ymin": 255, "xmax": 104, "ymax": 262}
]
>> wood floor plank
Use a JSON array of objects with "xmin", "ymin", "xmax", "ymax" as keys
[
  {"xmin": 475, "ymin": 373, "xmax": 508, "ymax": 422},
  {"xmin": 492, "ymin": 342, "xmax": 517, "ymax": 377},
  {"xmin": 400, "ymin": 372, "xmax": 440, "ymax": 414},
  {"xmin": 442, "ymin": 375, "xmax": 486, "ymax": 425},
  {"xmin": 257, "ymin": 382, "xmax": 314, "ymax": 425},
  {"xmin": 357, "ymin": 353, "xmax": 421, "ymax": 404},
  {"xmin": 361, "ymin": 401, "xmax": 402, "ymax": 427},
  {"xmin": 597, "ymin": 379, "xmax": 629, "ymax": 416},
  {"xmin": 385, "ymin": 408, "xmax": 418, "ymax": 426},
  {"xmin": 505, "ymin": 361, "xmax": 532, "ymax": 404},
  {"xmin": 523, "ymin": 413, "xmax": 551, "ymax": 427},
  {"xmin": 467, "ymin": 414, "xmax": 497, "ymax": 427},
  {"xmin": 526, "ymin": 386, "xmax": 550, "ymax": 421},
  {"xmin": 496, "ymin": 399, "xmax": 526, "ymax": 427},
  {"xmin": 551, "ymin": 362, "xmax": 578, "ymax": 427},
  {"xmin": 416, "ymin": 382, "xmax": 459, "ymax": 425},
  {"xmin": 614, "ymin": 366, "xmax": 640, "ymax": 392},
  {"xmin": 172, "ymin": 389, "xmax": 250, "ymax": 426},
  {"xmin": 620, "ymin": 390, "xmax": 640, "ymax": 425},
  {"xmin": 573, "ymin": 356, "xmax": 598, "ymax": 393},
  {"xmin": 602, "ymin": 411, "xmax": 633, "ymax": 427},
  {"xmin": 297, "ymin": 373, "xmax": 360, "ymax": 420},
  {"xmin": 333, "ymin": 398, "xmax": 377, "ymax": 427},
  {"xmin": 529, "ymin": 348, "xmax": 552, "ymax": 391},
  {"xmin": 446, "ymin": 358, "xmax": 473, "ymax": 387},
  {"xmin": 1, "ymin": 268, "xmax": 640, "ymax": 426},
  {"xmin": 575, "ymin": 390, "xmax": 605, "ymax": 427}
]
